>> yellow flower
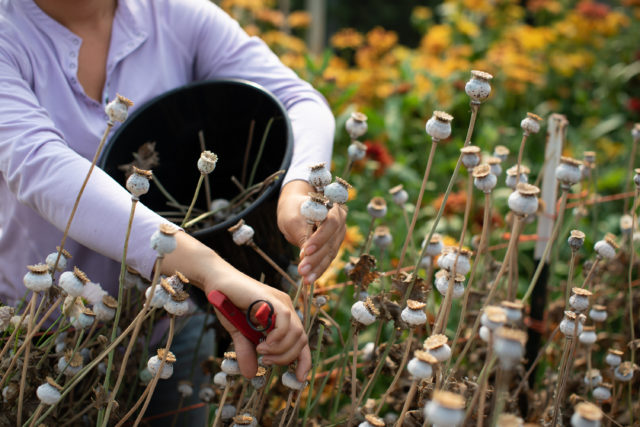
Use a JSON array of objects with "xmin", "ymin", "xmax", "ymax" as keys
[
  {"xmin": 288, "ymin": 11, "xmax": 311, "ymax": 28},
  {"xmin": 420, "ymin": 25, "xmax": 451, "ymax": 55},
  {"xmin": 412, "ymin": 6, "xmax": 433, "ymax": 21},
  {"xmin": 457, "ymin": 18, "xmax": 480, "ymax": 37},
  {"xmin": 331, "ymin": 28, "xmax": 364, "ymax": 49},
  {"xmin": 255, "ymin": 9, "xmax": 285, "ymax": 27},
  {"xmin": 280, "ymin": 52, "xmax": 305, "ymax": 70},
  {"xmin": 366, "ymin": 27, "xmax": 398, "ymax": 53}
]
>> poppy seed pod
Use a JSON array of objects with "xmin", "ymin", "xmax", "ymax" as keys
[
  {"xmin": 438, "ymin": 247, "xmax": 472, "ymax": 275},
  {"xmin": 150, "ymin": 223, "xmax": 179, "ymax": 255},
  {"xmin": 126, "ymin": 166, "xmax": 152, "ymax": 198},
  {"xmin": 407, "ymin": 350, "xmax": 437, "ymax": 379},
  {"xmin": 282, "ymin": 371, "xmax": 306, "ymax": 390},
  {"xmin": 583, "ymin": 369, "xmax": 602, "ymax": 387},
  {"xmin": 605, "ymin": 349, "xmax": 623, "ymax": 367},
  {"xmin": 232, "ymin": 414, "xmax": 258, "ymax": 427},
  {"xmin": 199, "ymin": 384, "xmax": 215, "ymax": 402},
  {"xmin": 579, "ymin": 326, "xmax": 597, "ymax": 346},
  {"xmin": 505, "ymin": 165, "xmax": 529, "ymax": 189},
  {"xmin": 358, "ymin": 414, "xmax": 385, "ymax": 427},
  {"xmin": 620, "ymin": 214, "xmax": 633, "ymax": 235},
  {"xmin": 425, "ymin": 110, "xmax": 453, "ymax": 141},
  {"xmin": 434, "ymin": 270, "xmax": 465, "ymax": 299},
  {"xmin": 213, "ymin": 371, "xmax": 228, "ymax": 388},
  {"xmin": 594, "ymin": 234, "xmax": 618, "ymax": 259},
  {"xmin": 147, "ymin": 349, "xmax": 176, "ymax": 379},
  {"xmin": 569, "ymin": 287, "xmax": 592, "ymax": 312},
  {"xmin": 508, "ymin": 183, "xmax": 540, "ymax": 216},
  {"xmin": 555, "ymin": 157, "xmax": 583, "ymax": 189},
  {"xmin": 373, "ymin": 226, "xmax": 392, "ymax": 250},
  {"xmin": 345, "ymin": 112, "xmax": 368, "ymax": 140},
  {"xmin": 2, "ymin": 383, "xmax": 18, "ymax": 403},
  {"xmin": 23, "ymin": 264, "xmax": 53, "ymax": 292},
  {"xmin": 36, "ymin": 377, "xmax": 63, "ymax": 405},
  {"xmin": 401, "ymin": 299, "xmax": 427, "ymax": 326},
  {"xmin": 308, "ymin": 162, "xmax": 332, "ymax": 191},
  {"xmin": 70, "ymin": 306, "xmax": 95, "ymax": 329},
  {"xmin": 251, "ymin": 367, "xmax": 268, "ymax": 389},
  {"xmin": 366, "ymin": 196, "xmax": 387, "ymax": 219},
  {"xmin": 228, "ymin": 219, "xmax": 255, "ymax": 246},
  {"xmin": 105, "ymin": 93, "xmax": 133, "ymax": 123},
  {"xmin": 197, "ymin": 150, "xmax": 218, "ymax": 175},
  {"xmin": 493, "ymin": 145, "xmax": 510, "ymax": 162},
  {"xmin": 348, "ymin": 140, "xmax": 367, "ymax": 162},
  {"xmin": 216, "ymin": 405, "xmax": 237, "ymax": 421},
  {"xmin": 177, "ymin": 380, "xmax": 193, "ymax": 398},
  {"xmin": 351, "ymin": 298, "xmax": 378, "ymax": 326},
  {"xmin": 45, "ymin": 246, "xmax": 72, "ymax": 272},
  {"xmin": 58, "ymin": 350, "xmax": 83, "ymax": 376},
  {"xmin": 570, "ymin": 402, "xmax": 602, "ymax": 427},
  {"xmin": 164, "ymin": 290, "xmax": 190, "ymax": 316},
  {"xmin": 0, "ymin": 306, "xmax": 14, "ymax": 332},
  {"xmin": 487, "ymin": 156, "xmax": 503, "ymax": 176},
  {"xmin": 473, "ymin": 164, "xmax": 497, "ymax": 193},
  {"xmin": 210, "ymin": 198, "xmax": 230, "ymax": 221},
  {"xmin": 481, "ymin": 306, "xmax": 507, "ymax": 331},
  {"xmin": 589, "ymin": 304, "xmax": 607, "ymax": 322},
  {"xmin": 93, "ymin": 295, "xmax": 117, "ymax": 322},
  {"xmin": 634, "ymin": 168, "xmax": 640, "ymax": 189},
  {"xmin": 592, "ymin": 383, "xmax": 612, "ymax": 401},
  {"xmin": 145, "ymin": 280, "xmax": 173, "ymax": 308},
  {"xmin": 324, "ymin": 177, "xmax": 351, "ymax": 206},
  {"xmin": 559, "ymin": 311, "xmax": 584, "ymax": 337},
  {"xmin": 423, "ymin": 390, "xmax": 465, "ymax": 427},
  {"xmin": 422, "ymin": 233, "xmax": 443, "ymax": 257},
  {"xmin": 568, "ymin": 230, "xmax": 586, "ymax": 252},
  {"xmin": 500, "ymin": 300, "xmax": 523, "ymax": 323},
  {"xmin": 221, "ymin": 352, "xmax": 241, "ymax": 375},
  {"xmin": 520, "ymin": 112, "xmax": 542, "ymax": 135},
  {"xmin": 493, "ymin": 327, "xmax": 527, "ymax": 370},
  {"xmin": 613, "ymin": 361, "xmax": 636, "ymax": 382},
  {"xmin": 300, "ymin": 193, "xmax": 329, "ymax": 224},
  {"xmin": 461, "ymin": 145, "xmax": 481, "ymax": 169},
  {"xmin": 465, "ymin": 70, "xmax": 493, "ymax": 104},
  {"xmin": 583, "ymin": 151, "xmax": 596, "ymax": 165},
  {"xmin": 389, "ymin": 184, "xmax": 409, "ymax": 205},
  {"xmin": 424, "ymin": 334, "xmax": 452, "ymax": 362}
]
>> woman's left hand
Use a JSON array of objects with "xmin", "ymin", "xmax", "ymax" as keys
[{"xmin": 277, "ymin": 180, "xmax": 347, "ymax": 284}]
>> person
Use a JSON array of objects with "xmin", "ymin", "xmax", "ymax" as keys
[{"xmin": 0, "ymin": 0, "xmax": 346, "ymax": 421}]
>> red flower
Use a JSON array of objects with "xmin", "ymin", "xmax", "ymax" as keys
[
  {"xmin": 364, "ymin": 141, "xmax": 394, "ymax": 177},
  {"xmin": 629, "ymin": 98, "xmax": 640, "ymax": 114},
  {"xmin": 576, "ymin": 1, "xmax": 610, "ymax": 19}
]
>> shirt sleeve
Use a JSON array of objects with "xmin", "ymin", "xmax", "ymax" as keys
[
  {"xmin": 0, "ymin": 46, "xmax": 164, "ymax": 279},
  {"xmin": 178, "ymin": 0, "xmax": 335, "ymax": 186}
]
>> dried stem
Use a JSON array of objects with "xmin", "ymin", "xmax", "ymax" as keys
[
  {"xmin": 511, "ymin": 325, "xmax": 560, "ymax": 398},
  {"xmin": 396, "ymin": 379, "xmax": 418, "ymax": 426},
  {"xmin": 279, "ymin": 390, "xmax": 295, "ymax": 427},
  {"xmin": 375, "ymin": 330, "xmax": 414, "ymax": 414},
  {"xmin": 565, "ymin": 250, "xmax": 578, "ymax": 309},
  {"xmin": 476, "ymin": 336, "xmax": 493, "ymax": 427},
  {"xmin": 348, "ymin": 331, "xmax": 359, "ymax": 426},
  {"xmin": 551, "ymin": 337, "xmax": 572, "ymax": 426},
  {"xmin": 17, "ymin": 291, "xmax": 37, "ymax": 426},
  {"xmin": 623, "ymin": 135, "xmax": 639, "ymax": 213},
  {"xmin": 181, "ymin": 174, "xmax": 205, "ymax": 227},
  {"xmin": 249, "ymin": 241, "xmax": 299, "ymax": 292},
  {"xmin": 629, "ymin": 189, "xmax": 638, "ymax": 365}
]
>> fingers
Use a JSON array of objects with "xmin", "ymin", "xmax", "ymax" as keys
[
  {"xmin": 214, "ymin": 307, "xmax": 258, "ymax": 379},
  {"xmin": 295, "ymin": 344, "xmax": 312, "ymax": 382},
  {"xmin": 298, "ymin": 206, "xmax": 346, "ymax": 283}
]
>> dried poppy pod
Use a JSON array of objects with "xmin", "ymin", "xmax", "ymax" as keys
[
  {"xmin": 465, "ymin": 70, "xmax": 493, "ymax": 104},
  {"xmin": 401, "ymin": 299, "xmax": 427, "ymax": 326},
  {"xmin": 23, "ymin": 263, "xmax": 53, "ymax": 292},
  {"xmin": 556, "ymin": 156, "xmax": 583, "ymax": 189},
  {"xmin": 493, "ymin": 145, "xmax": 510, "ymax": 161},
  {"xmin": 58, "ymin": 349, "xmax": 84, "ymax": 376},
  {"xmin": 422, "ymin": 232, "xmax": 443, "ymax": 257},
  {"xmin": 177, "ymin": 380, "xmax": 194, "ymax": 398},
  {"xmin": 232, "ymin": 414, "xmax": 257, "ymax": 427},
  {"xmin": 71, "ymin": 306, "xmax": 96, "ymax": 329},
  {"xmin": 45, "ymin": 246, "xmax": 72, "ymax": 272},
  {"xmin": 460, "ymin": 145, "xmax": 481, "ymax": 169},
  {"xmin": 228, "ymin": 219, "xmax": 255, "ymax": 246},
  {"xmin": 372, "ymin": 226, "xmax": 392, "ymax": 250},
  {"xmin": 569, "ymin": 287, "xmax": 592, "ymax": 312},
  {"xmin": 493, "ymin": 327, "xmax": 527, "ymax": 370},
  {"xmin": 423, "ymin": 390, "xmax": 465, "ymax": 427},
  {"xmin": 438, "ymin": 247, "xmax": 472, "ymax": 275},
  {"xmin": 407, "ymin": 349, "xmax": 438, "ymax": 379},
  {"xmin": 560, "ymin": 311, "xmax": 585, "ymax": 337},
  {"xmin": 197, "ymin": 150, "xmax": 218, "ymax": 175},
  {"xmin": 216, "ymin": 405, "xmax": 237, "ymax": 422},
  {"xmin": 221, "ymin": 351, "xmax": 241, "ymax": 376},
  {"xmin": 473, "ymin": 164, "xmax": 497, "ymax": 193},
  {"xmin": 589, "ymin": 304, "xmax": 607, "ymax": 322},
  {"xmin": 308, "ymin": 162, "xmax": 332, "ymax": 192},
  {"xmin": 199, "ymin": 384, "xmax": 215, "ymax": 402},
  {"xmin": 425, "ymin": 110, "xmax": 453, "ymax": 141},
  {"xmin": 281, "ymin": 370, "xmax": 306, "ymax": 390},
  {"xmin": 579, "ymin": 325, "xmax": 597, "ymax": 346},
  {"xmin": 93, "ymin": 295, "xmax": 118, "ymax": 322},
  {"xmin": 389, "ymin": 184, "xmax": 408, "ymax": 206},
  {"xmin": 358, "ymin": 414, "xmax": 386, "ymax": 427},
  {"xmin": 583, "ymin": 368, "xmax": 602, "ymax": 387},
  {"xmin": 351, "ymin": 297, "xmax": 379, "ymax": 326},
  {"xmin": 325, "ymin": 177, "xmax": 351, "ymax": 206},
  {"xmin": 620, "ymin": 214, "xmax": 633, "ymax": 235},
  {"xmin": 424, "ymin": 334, "xmax": 451, "ymax": 362},
  {"xmin": 633, "ymin": 123, "xmax": 640, "ymax": 140},
  {"xmin": 147, "ymin": 348, "xmax": 177, "ymax": 379},
  {"xmin": 346, "ymin": 111, "xmax": 368, "ymax": 140},
  {"xmin": 164, "ymin": 290, "xmax": 190, "ymax": 316},
  {"xmin": 497, "ymin": 413, "xmax": 524, "ymax": 427},
  {"xmin": 501, "ymin": 300, "xmax": 523, "ymax": 323},
  {"xmin": 105, "ymin": 93, "xmax": 134, "ymax": 123},
  {"xmin": 151, "ymin": 223, "xmax": 179, "ymax": 255},
  {"xmin": 348, "ymin": 140, "xmax": 367, "ymax": 162},
  {"xmin": 126, "ymin": 166, "xmax": 152, "ymax": 198},
  {"xmin": 508, "ymin": 183, "xmax": 540, "ymax": 217},
  {"xmin": 36, "ymin": 377, "xmax": 63, "ymax": 405},
  {"xmin": 0, "ymin": 306, "xmax": 15, "ymax": 332},
  {"xmin": 251, "ymin": 366, "xmax": 268, "ymax": 389},
  {"xmin": 481, "ymin": 306, "xmax": 508, "ymax": 330},
  {"xmin": 59, "ymin": 266, "xmax": 90, "ymax": 297},
  {"xmin": 301, "ymin": 192, "xmax": 329, "ymax": 224},
  {"xmin": 634, "ymin": 167, "xmax": 640, "ymax": 189},
  {"xmin": 605, "ymin": 348, "xmax": 623, "ymax": 367},
  {"xmin": 520, "ymin": 112, "xmax": 542, "ymax": 135},
  {"xmin": 593, "ymin": 382, "xmax": 612, "ymax": 401},
  {"xmin": 434, "ymin": 270, "xmax": 465, "ymax": 299},
  {"xmin": 486, "ymin": 155, "xmax": 503, "ymax": 176},
  {"xmin": 367, "ymin": 196, "xmax": 387, "ymax": 218},
  {"xmin": 145, "ymin": 278, "xmax": 173, "ymax": 308},
  {"xmin": 213, "ymin": 371, "xmax": 228, "ymax": 388},
  {"xmin": 568, "ymin": 229, "xmax": 586, "ymax": 252},
  {"xmin": 594, "ymin": 233, "xmax": 618, "ymax": 259},
  {"xmin": 614, "ymin": 361, "xmax": 637, "ymax": 382},
  {"xmin": 505, "ymin": 164, "xmax": 530, "ymax": 189},
  {"xmin": 571, "ymin": 402, "xmax": 602, "ymax": 427}
]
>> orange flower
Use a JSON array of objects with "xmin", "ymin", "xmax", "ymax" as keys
[
  {"xmin": 365, "ymin": 141, "xmax": 394, "ymax": 177},
  {"xmin": 330, "ymin": 28, "xmax": 364, "ymax": 49},
  {"xmin": 288, "ymin": 11, "xmax": 311, "ymax": 28}
]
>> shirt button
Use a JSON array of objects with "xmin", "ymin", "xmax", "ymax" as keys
[
  {"xmin": 70, "ymin": 77, "xmax": 76, "ymax": 83},
  {"xmin": 69, "ymin": 52, "xmax": 76, "ymax": 58},
  {"xmin": 72, "ymin": 39, "xmax": 80, "ymax": 45},
  {"xmin": 69, "ymin": 62, "xmax": 77, "ymax": 69}
]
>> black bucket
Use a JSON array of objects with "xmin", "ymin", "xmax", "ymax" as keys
[{"xmin": 99, "ymin": 79, "xmax": 294, "ymax": 293}]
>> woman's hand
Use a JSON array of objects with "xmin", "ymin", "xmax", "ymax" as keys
[
  {"xmin": 162, "ymin": 232, "xmax": 311, "ymax": 381},
  {"xmin": 277, "ymin": 180, "xmax": 347, "ymax": 284}
]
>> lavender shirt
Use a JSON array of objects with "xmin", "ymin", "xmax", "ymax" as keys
[{"xmin": 0, "ymin": 0, "xmax": 335, "ymax": 305}]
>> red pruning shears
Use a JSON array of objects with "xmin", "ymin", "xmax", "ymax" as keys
[{"xmin": 207, "ymin": 290, "xmax": 276, "ymax": 345}]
